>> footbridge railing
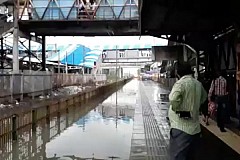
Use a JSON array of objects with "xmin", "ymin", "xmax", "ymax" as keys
[{"xmin": 18, "ymin": 0, "xmax": 139, "ymax": 21}]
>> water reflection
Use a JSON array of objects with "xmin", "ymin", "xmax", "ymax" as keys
[{"xmin": 0, "ymin": 80, "xmax": 138, "ymax": 160}]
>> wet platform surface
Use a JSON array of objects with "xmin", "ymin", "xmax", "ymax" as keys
[
  {"xmin": 130, "ymin": 81, "xmax": 170, "ymax": 160},
  {"xmin": 0, "ymin": 79, "xmax": 240, "ymax": 160},
  {"xmin": 129, "ymin": 80, "xmax": 240, "ymax": 160}
]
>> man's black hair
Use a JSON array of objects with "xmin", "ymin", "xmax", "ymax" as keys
[{"xmin": 176, "ymin": 62, "xmax": 194, "ymax": 77}]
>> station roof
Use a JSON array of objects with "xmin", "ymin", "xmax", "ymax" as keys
[
  {"xmin": 141, "ymin": 0, "xmax": 240, "ymax": 48},
  {"xmin": 141, "ymin": 0, "xmax": 240, "ymax": 35}
]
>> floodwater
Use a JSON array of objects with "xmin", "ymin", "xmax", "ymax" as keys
[{"xmin": 0, "ymin": 80, "xmax": 139, "ymax": 160}]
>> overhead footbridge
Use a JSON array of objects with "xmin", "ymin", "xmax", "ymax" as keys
[{"xmin": 17, "ymin": 0, "xmax": 140, "ymax": 36}]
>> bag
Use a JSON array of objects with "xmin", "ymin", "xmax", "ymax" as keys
[
  {"xmin": 208, "ymin": 101, "xmax": 216, "ymax": 117},
  {"xmin": 176, "ymin": 111, "xmax": 191, "ymax": 119}
]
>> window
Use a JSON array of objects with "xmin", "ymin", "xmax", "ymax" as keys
[
  {"xmin": 119, "ymin": 51, "xmax": 125, "ymax": 58},
  {"xmin": 102, "ymin": 52, "xmax": 107, "ymax": 59}
]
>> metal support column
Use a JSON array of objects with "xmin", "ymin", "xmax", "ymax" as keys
[
  {"xmin": 41, "ymin": 36, "xmax": 46, "ymax": 71},
  {"xmin": 83, "ymin": 46, "xmax": 85, "ymax": 75},
  {"xmin": 115, "ymin": 45, "xmax": 118, "ymax": 129},
  {"xmin": 235, "ymin": 35, "xmax": 240, "ymax": 128},
  {"xmin": 196, "ymin": 50, "xmax": 200, "ymax": 79},
  {"xmin": 13, "ymin": 0, "xmax": 19, "ymax": 73},
  {"xmin": 29, "ymin": 35, "xmax": 31, "ymax": 71},
  {"xmin": 56, "ymin": 44, "xmax": 60, "ymax": 73},
  {"xmin": 1, "ymin": 37, "xmax": 4, "ymax": 69}
]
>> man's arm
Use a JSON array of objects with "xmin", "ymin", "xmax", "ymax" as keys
[
  {"xmin": 208, "ymin": 80, "xmax": 214, "ymax": 101},
  {"xmin": 224, "ymin": 79, "xmax": 229, "ymax": 95},
  {"xmin": 169, "ymin": 82, "xmax": 183, "ymax": 112}
]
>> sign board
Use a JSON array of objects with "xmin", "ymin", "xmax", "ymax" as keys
[
  {"xmin": 102, "ymin": 49, "xmax": 152, "ymax": 63},
  {"xmin": 152, "ymin": 46, "xmax": 183, "ymax": 61}
]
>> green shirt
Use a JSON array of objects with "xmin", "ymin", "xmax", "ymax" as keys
[{"xmin": 168, "ymin": 75, "xmax": 207, "ymax": 135}]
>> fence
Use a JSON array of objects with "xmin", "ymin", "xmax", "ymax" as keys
[
  {"xmin": 0, "ymin": 73, "xmax": 107, "ymax": 100},
  {"xmin": 52, "ymin": 74, "xmax": 107, "ymax": 88}
]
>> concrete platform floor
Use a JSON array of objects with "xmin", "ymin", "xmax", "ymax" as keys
[{"xmin": 130, "ymin": 80, "xmax": 240, "ymax": 160}]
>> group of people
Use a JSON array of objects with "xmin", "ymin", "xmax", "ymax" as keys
[
  {"xmin": 168, "ymin": 62, "xmax": 230, "ymax": 160},
  {"xmin": 77, "ymin": 0, "xmax": 98, "ymax": 18}
]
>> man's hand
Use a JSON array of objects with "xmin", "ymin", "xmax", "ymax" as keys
[{"xmin": 208, "ymin": 96, "xmax": 211, "ymax": 102}]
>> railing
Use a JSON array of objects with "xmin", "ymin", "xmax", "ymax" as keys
[
  {"xmin": 52, "ymin": 73, "xmax": 106, "ymax": 88},
  {"xmin": 0, "ymin": 72, "xmax": 107, "ymax": 100},
  {"xmin": 18, "ymin": 2, "xmax": 139, "ymax": 21}
]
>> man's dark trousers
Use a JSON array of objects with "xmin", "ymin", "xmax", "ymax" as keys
[{"xmin": 169, "ymin": 128, "xmax": 201, "ymax": 160}]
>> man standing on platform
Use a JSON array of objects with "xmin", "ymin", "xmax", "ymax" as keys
[
  {"xmin": 208, "ymin": 70, "xmax": 228, "ymax": 132},
  {"xmin": 168, "ymin": 62, "xmax": 207, "ymax": 160}
]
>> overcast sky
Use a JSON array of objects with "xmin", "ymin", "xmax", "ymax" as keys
[
  {"xmin": 45, "ymin": 36, "xmax": 167, "ymax": 45},
  {"xmin": 5, "ymin": 35, "xmax": 168, "ymax": 50},
  {"xmin": 44, "ymin": 36, "xmax": 168, "ymax": 49}
]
